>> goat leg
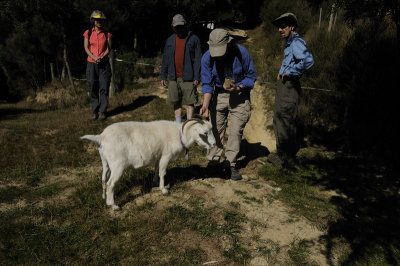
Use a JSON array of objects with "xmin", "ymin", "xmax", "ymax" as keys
[
  {"xmin": 106, "ymin": 165, "xmax": 124, "ymax": 210},
  {"xmin": 158, "ymin": 156, "xmax": 170, "ymax": 195}
]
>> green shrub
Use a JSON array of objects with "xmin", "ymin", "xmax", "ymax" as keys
[{"xmin": 114, "ymin": 51, "xmax": 138, "ymax": 89}]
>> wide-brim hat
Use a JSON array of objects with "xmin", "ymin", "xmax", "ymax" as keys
[
  {"xmin": 90, "ymin": 10, "xmax": 106, "ymax": 20},
  {"xmin": 207, "ymin": 29, "xmax": 234, "ymax": 57},
  {"xmin": 272, "ymin": 12, "xmax": 297, "ymax": 27}
]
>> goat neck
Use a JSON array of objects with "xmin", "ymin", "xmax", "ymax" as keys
[
  {"xmin": 180, "ymin": 116, "xmax": 205, "ymax": 146},
  {"xmin": 179, "ymin": 116, "xmax": 205, "ymax": 158}
]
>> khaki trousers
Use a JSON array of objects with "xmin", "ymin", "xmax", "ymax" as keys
[{"xmin": 207, "ymin": 91, "xmax": 251, "ymax": 167}]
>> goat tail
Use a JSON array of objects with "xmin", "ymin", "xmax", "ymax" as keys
[{"xmin": 80, "ymin": 134, "xmax": 102, "ymax": 147}]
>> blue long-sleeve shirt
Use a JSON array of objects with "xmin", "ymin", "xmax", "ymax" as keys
[
  {"xmin": 201, "ymin": 44, "xmax": 257, "ymax": 94},
  {"xmin": 279, "ymin": 33, "xmax": 314, "ymax": 77}
]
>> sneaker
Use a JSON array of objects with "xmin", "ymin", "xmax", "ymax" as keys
[
  {"xmin": 267, "ymin": 154, "xmax": 284, "ymax": 168},
  {"xmin": 230, "ymin": 166, "xmax": 242, "ymax": 181},
  {"xmin": 90, "ymin": 113, "xmax": 98, "ymax": 121},
  {"xmin": 98, "ymin": 112, "xmax": 106, "ymax": 121}
]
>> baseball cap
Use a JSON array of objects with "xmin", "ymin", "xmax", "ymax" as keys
[
  {"xmin": 172, "ymin": 14, "xmax": 186, "ymax": 27},
  {"xmin": 272, "ymin": 13, "xmax": 298, "ymax": 27},
  {"xmin": 207, "ymin": 29, "xmax": 234, "ymax": 57}
]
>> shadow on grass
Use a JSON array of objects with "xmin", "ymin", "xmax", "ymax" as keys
[
  {"xmin": 114, "ymin": 165, "xmax": 210, "ymax": 208},
  {"xmin": 237, "ymin": 139, "xmax": 270, "ymax": 169},
  {"xmin": 0, "ymin": 107, "xmax": 43, "ymax": 121},
  {"xmin": 300, "ymin": 154, "xmax": 400, "ymax": 265},
  {"xmin": 107, "ymin": 95, "xmax": 158, "ymax": 118}
]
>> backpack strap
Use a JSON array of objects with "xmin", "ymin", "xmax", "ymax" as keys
[
  {"xmin": 209, "ymin": 55, "xmax": 215, "ymax": 69},
  {"xmin": 87, "ymin": 28, "xmax": 109, "ymax": 44},
  {"xmin": 233, "ymin": 44, "xmax": 243, "ymax": 65}
]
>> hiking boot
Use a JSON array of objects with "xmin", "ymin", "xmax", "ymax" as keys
[
  {"xmin": 267, "ymin": 154, "xmax": 284, "ymax": 168},
  {"xmin": 98, "ymin": 112, "xmax": 106, "ymax": 121},
  {"xmin": 230, "ymin": 166, "xmax": 242, "ymax": 181},
  {"xmin": 90, "ymin": 113, "xmax": 98, "ymax": 121}
]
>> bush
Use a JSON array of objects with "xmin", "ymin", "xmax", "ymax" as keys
[
  {"xmin": 113, "ymin": 51, "xmax": 161, "ymax": 91},
  {"xmin": 34, "ymin": 81, "xmax": 83, "ymax": 110},
  {"xmin": 114, "ymin": 51, "xmax": 138, "ymax": 90}
]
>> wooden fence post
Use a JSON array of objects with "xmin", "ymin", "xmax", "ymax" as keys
[
  {"xmin": 50, "ymin": 62, "xmax": 55, "ymax": 82},
  {"xmin": 109, "ymin": 50, "xmax": 116, "ymax": 97},
  {"xmin": 63, "ymin": 39, "xmax": 75, "ymax": 92},
  {"xmin": 328, "ymin": 3, "xmax": 336, "ymax": 33},
  {"xmin": 319, "ymin": 7, "xmax": 322, "ymax": 29}
]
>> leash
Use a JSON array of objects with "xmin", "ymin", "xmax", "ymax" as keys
[{"xmin": 179, "ymin": 129, "xmax": 189, "ymax": 160}]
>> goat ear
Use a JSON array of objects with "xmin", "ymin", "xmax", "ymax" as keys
[{"xmin": 194, "ymin": 124, "xmax": 206, "ymax": 133}]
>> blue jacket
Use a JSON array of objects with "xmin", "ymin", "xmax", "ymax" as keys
[
  {"xmin": 201, "ymin": 44, "xmax": 257, "ymax": 94},
  {"xmin": 161, "ymin": 31, "xmax": 202, "ymax": 82},
  {"xmin": 279, "ymin": 32, "xmax": 314, "ymax": 77}
]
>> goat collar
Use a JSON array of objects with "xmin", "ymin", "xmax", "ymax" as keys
[{"xmin": 179, "ymin": 128, "xmax": 189, "ymax": 160}]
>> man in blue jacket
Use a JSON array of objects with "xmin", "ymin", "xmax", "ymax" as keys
[
  {"xmin": 161, "ymin": 14, "xmax": 202, "ymax": 123},
  {"xmin": 200, "ymin": 28, "xmax": 257, "ymax": 180},
  {"xmin": 268, "ymin": 13, "xmax": 314, "ymax": 169}
]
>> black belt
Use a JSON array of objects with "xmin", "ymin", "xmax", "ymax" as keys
[{"xmin": 215, "ymin": 86, "xmax": 229, "ymax": 93}]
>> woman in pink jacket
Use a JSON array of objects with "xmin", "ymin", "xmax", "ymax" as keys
[{"xmin": 83, "ymin": 10, "xmax": 112, "ymax": 121}]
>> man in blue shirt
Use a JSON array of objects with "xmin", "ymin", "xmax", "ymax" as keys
[
  {"xmin": 200, "ymin": 29, "xmax": 257, "ymax": 180},
  {"xmin": 268, "ymin": 13, "xmax": 314, "ymax": 169}
]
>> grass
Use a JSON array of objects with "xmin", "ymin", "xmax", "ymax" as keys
[
  {"xmin": 2, "ymin": 80, "xmax": 398, "ymax": 265},
  {"xmin": 286, "ymin": 239, "xmax": 316, "ymax": 266},
  {"xmin": 234, "ymin": 189, "xmax": 263, "ymax": 204}
]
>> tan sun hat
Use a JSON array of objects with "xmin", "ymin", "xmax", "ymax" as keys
[
  {"xmin": 207, "ymin": 29, "xmax": 234, "ymax": 57},
  {"xmin": 172, "ymin": 14, "xmax": 186, "ymax": 27}
]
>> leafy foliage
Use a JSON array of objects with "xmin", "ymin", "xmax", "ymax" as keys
[{"xmin": 0, "ymin": 0, "xmax": 264, "ymax": 100}]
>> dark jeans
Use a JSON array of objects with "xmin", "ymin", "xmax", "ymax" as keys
[
  {"xmin": 273, "ymin": 78, "xmax": 302, "ymax": 161},
  {"xmin": 86, "ymin": 61, "xmax": 111, "ymax": 114}
]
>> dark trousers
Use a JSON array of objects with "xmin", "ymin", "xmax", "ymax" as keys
[
  {"xmin": 86, "ymin": 61, "xmax": 111, "ymax": 114},
  {"xmin": 273, "ymin": 78, "xmax": 302, "ymax": 161}
]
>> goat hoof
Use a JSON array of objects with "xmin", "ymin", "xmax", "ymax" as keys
[
  {"xmin": 161, "ymin": 188, "xmax": 169, "ymax": 195},
  {"xmin": 111, "ymin": 205, "xmax": 120, "ymax": 211}
]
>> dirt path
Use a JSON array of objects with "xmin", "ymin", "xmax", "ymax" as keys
[{"xmin": 243, "ymin": 82, "xmax": 276, "ymax": 153}]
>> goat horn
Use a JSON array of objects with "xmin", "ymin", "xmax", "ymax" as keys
[{"xmin": 181, "ymin": 115, "xmax": 205, "ymax": 133}]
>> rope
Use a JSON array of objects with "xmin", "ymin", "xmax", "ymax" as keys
[
  {"xmin": 302, "ymin": 87, "xmax": 333, "ymax": 92},
  {"xmin": 115, "ymin": 58, "xmax": 156, "ymax": 66},
  {"xmin": 261, "ymin": 81, "xmax": 333, "ymax": 92}
]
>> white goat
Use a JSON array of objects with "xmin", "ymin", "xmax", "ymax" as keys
[{"xmin": 81, "ymin": 116, "xmax": 215, "ymax": 210}]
